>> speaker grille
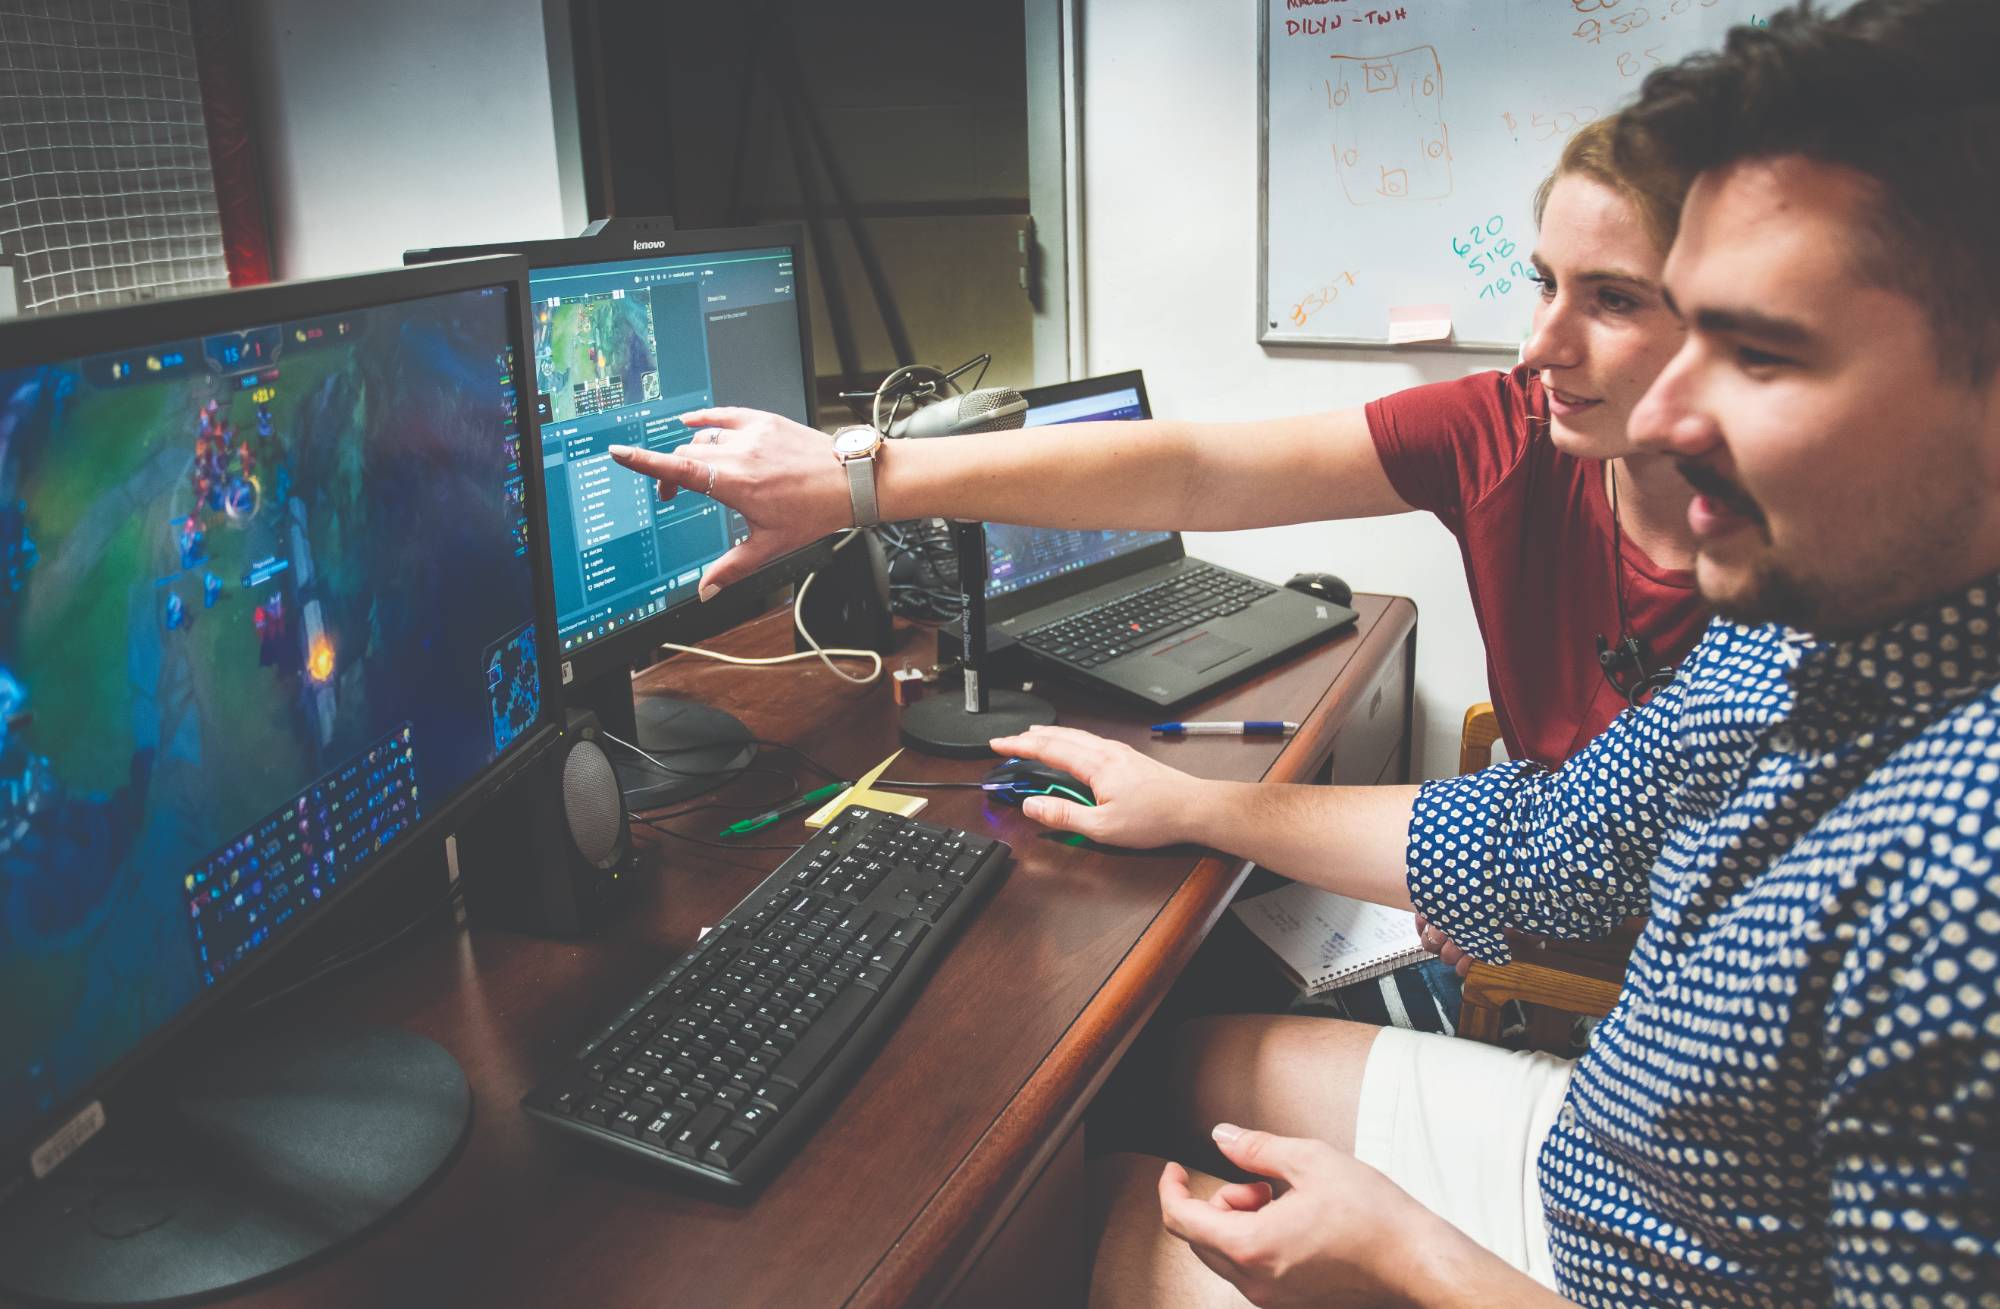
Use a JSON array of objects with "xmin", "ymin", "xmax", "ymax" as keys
[{"xmin": 562, "ymin": 739, "xmax": 626, "ymax": 868}]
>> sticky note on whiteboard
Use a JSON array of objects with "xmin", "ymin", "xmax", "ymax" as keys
[{"xmin": 1388, "ymin": 304, "xmax": 1452, "ymax": 345}]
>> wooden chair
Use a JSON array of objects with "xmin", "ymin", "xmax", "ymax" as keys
[{"xmin": 1450, "ymin": 703, "xmax": 1640, "ymax": 1048}]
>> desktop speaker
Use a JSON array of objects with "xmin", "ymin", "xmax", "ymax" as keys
[{"xmin": 458, "ymin": 708, "xmax": 634, "ymax": 936}]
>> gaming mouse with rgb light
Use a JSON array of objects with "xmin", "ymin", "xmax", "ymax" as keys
[{"xmin": 981, "ymin": 757, "xmax": 1096, "ymax": 808}]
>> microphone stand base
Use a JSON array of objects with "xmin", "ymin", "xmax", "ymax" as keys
[{"xmin": 899, "ymin": 687, "xmax": 1053, "ymax": 758}]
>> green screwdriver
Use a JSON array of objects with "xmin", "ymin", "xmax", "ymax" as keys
[{"xmin": 719, "ymin": 782, "xmax": 849, "ymax": 838}]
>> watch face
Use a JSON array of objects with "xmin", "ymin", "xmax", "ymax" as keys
[{"xmin": 833, "ymin": 427, "xmax": 880, "ymax": 457}]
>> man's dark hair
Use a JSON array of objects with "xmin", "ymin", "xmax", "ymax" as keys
[{"xmin": 1615, "ymin": 0, "xmax": 2000, "ymax": 380}]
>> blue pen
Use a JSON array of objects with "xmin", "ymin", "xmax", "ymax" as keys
[{"xmin": 1150, "ymin": 720, "xmax": 1299, "ymax": 737}]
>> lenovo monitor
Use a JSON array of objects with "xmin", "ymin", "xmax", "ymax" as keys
[{"xmin": 407, "ymin": 224, "xmax": 832, "ymax": 806}]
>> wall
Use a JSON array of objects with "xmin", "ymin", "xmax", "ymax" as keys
[
  {"xmin": 1077, "ymin": 0, "xmax": 1516, "ymax": 779},
  {"xmin": 244, "ymin": 0, "xmax": 583, "ymax": 280},
  {"xmin": 645, "ymin": 2, "xmax": 1035, "ymax": 392}
]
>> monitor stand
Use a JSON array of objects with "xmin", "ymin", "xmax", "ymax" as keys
[
  {"xmin": 567, "ymin": 660, "xmax": 755, "ymax": 810},
  {"xmin": 0, "ymin": 1025, "xmax": 469, "ymax": 1307}
]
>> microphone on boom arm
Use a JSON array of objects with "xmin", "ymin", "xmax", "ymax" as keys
[
  {"xmin": 856, "ymin": 356, "xmax": 1049, "ymax": 755},
  {"xmin": 884, "ymin": 385, "xmax": 1028, "ymax": 439}
]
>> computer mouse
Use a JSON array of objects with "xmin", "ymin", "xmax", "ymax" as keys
[
  {"xmin": 1285, "ymin": 571, "xmax": 1353, "ymax": 607},
  {"xmin": 982, "ymin": 757, "xmax": 1096, "ymax": 807}
]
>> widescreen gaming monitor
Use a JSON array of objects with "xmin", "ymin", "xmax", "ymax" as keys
[
  {"xmin": 0, "ymin": 258, "xmax": 552, "ymax": 1304},
  {"xmin": 407, "ymin": 224, "xmax": 832, "ymax": 806}
]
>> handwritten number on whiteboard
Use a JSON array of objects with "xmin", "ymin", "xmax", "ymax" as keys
[{"xmin": 1452, "ymin": 236, "xmax": 1471, "ymax": 257}]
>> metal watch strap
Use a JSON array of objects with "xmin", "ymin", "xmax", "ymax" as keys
[
  {"xmin": 834, "ymin": 425, "xmax": 883, "ymax": 529},
  {"xmin": 845, "ymin": 450, "xmax": 880, "ymax": 528}
]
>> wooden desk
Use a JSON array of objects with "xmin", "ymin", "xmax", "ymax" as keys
[{"xmin": 140, "ymin": 594, "xmax": 1415, "ymax": 1308}]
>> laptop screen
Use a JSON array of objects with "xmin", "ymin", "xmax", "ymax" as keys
[{"xmin": 985, "ymin": 374, "xmax": 1171, "ymax": 599}]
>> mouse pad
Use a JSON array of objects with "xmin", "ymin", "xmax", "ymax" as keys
[{"xmin": 1152, "ymin": 630, "xmax": 1250, "ymax": 673}]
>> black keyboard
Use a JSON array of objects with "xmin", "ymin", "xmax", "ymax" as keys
[
  {"xmin": 1018, "ymin": 563, "xmax": 1275, "ymax": 667},
  {"xmin": 524, "ymin": 806, "xmax": 1010, "ymax": 1191}
]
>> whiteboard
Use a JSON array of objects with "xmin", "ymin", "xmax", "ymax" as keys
[{"xmin": 1259, "ymin": 0, "xmax": 1769, "ymax": 350}]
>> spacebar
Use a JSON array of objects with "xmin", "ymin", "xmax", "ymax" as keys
[{"xmin": 769, "ymin": 984, "xmax": 878, "ymax": 1088}]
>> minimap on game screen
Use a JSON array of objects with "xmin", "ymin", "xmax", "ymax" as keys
[{"xmin": 0, "ymin": 284, "xmax": 542, "ymax": 1144}]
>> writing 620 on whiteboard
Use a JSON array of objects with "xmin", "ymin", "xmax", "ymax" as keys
[{"xmin": 1258, "ymin": 0, "xmax": 1779, "ymax": 350}]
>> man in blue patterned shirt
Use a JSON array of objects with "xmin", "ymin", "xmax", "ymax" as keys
[{"xmin": 989, "ymin": 2, "xmax": 2000, "ymax": 1304}]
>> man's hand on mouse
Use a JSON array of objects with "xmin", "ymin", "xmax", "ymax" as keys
[
  {"xmin": 987, "ymin": 725, "xmax": 1213, "ymax": 848},
  {"xmin": 607, "ymin": 407, "xmax": 847, "ymax": 597}
]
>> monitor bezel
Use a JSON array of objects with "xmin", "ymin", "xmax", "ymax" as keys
[
  {"xmin": 0, "ymin": 255, "xmax": 562, "ymax": 1179},
  {"xmin": 404, "ymin": 222, "xmax": 835, "ymax": 686}
]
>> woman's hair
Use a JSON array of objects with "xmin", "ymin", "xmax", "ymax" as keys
[{"xmin": 1532, "ymin": 115, "xmax": 1683, "ymax": 255}]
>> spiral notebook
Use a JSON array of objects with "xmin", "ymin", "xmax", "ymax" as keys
[{"xmin": 1230, "ymin": 882, "xmax": 1429, "ymax": 996}]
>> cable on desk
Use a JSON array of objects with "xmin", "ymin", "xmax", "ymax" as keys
[
  {"xmin": 629, "ymin": 810, "xmax": 804, "ymax": 856},
  {"xmin": 599, "ymin": 728, "xmax": 791, "ymax": 793},
  {"xmin": 647, "ymin": 535, "xmax": 884, "ymax": 687},
  {"xmin": 239, "ymin": 880, "xmax": 465, "ymax": 1015},
  {"xmin": 602, "ymin": 728, "xmax": 842, "ymax": 787}
]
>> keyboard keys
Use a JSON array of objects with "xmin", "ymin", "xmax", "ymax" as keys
[
  {"xmin": 1020, "ymin": 564, "xmax": 1274, "ymax": 664},
  {"xmin": 524, "ymin": 807, "xmax": 1010, "ymax": 1188}
]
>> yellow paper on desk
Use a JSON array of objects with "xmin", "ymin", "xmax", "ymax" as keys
[{"xmin": 804, "ymin": 748, "xmax": 929, "ymax": 827}]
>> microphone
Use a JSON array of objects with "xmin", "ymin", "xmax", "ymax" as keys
[{"xmin": 885, "ymin": 387, "xmax": 1028, "ymax": 439}]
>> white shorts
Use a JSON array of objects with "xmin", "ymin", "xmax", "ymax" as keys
[{"xmin": 1351, "ymin": 1027, "xmax": 1574, "ymax": 1289}]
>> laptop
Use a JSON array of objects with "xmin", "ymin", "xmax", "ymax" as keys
[{"xmin": 985, "ymin": 371, "xmax": 1358, "ymax": 708}]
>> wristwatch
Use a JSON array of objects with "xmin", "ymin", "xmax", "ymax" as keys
[{"xmin": 832, "ymin": 424, "xmax": 886, "ymax": 528}]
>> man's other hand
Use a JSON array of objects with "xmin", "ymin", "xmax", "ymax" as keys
[{"xmin": 1157, "ymin": 1124, "xmax": 1434, "ymax": 1308}]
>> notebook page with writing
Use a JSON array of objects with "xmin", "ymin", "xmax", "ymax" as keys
[{"xmin": 1230, "ymin": 881, "xmax": 1430, "ymax": 995}]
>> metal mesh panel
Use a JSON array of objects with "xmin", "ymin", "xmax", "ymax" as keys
[{"xmin": 0, "ymin": 0, "xmax": 228, "ymax": 314}]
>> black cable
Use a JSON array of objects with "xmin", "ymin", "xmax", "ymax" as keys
[
  {"xmin": 240, "ymin": 881, "xmax": 464, "ymax": 1015},
  {"xmin": 744, "ymin": 738, "xmax": 842, "ymax": 782},
  {"xmin": 630, "ymin": 811, "xmax": 804, "ymax": 854},
  {"xmin": 875, "ymin": 776, "xmax": 988, "ymax": 789}
]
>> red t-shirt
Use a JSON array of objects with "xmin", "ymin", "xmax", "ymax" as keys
[{"xmin": 1365, "ymin": 365, "xmax": 1708, "ymax": 768}]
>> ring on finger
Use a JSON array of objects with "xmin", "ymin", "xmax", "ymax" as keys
[{"xmin": 704, "ymin": 463, "xmax": 718, "ymax": 496}]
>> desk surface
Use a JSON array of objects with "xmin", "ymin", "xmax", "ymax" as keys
[{"xmin": 148, "ymin": 594, "xmax": 1416, "ymax": 1308}]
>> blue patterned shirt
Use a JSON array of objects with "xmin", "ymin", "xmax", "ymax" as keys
[{"xmin": 1407, "ymin": 577, "xmax": 2000, "ymax": 1308}]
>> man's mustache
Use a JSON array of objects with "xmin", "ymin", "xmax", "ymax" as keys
[{"xmin": 1676, "ymin": 459, "xmax": 1766, "ymax": 526}]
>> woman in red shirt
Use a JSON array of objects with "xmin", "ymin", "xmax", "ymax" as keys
[
  {"xmin": 1361, "ymin": 120, "xmax": 1707, "ymax": 767},
  {"xmin": 616, "ymin": 121, "xmax": 1707, "ymax": 771}
]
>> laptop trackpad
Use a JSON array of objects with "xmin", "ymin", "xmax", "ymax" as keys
[{"xmin": 1153, "ymin": 631, "xmax": 1250, "ymax": 674}]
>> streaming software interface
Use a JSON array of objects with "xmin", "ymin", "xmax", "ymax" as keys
[
  {"xmin": 0, "ymin": 284, "xmax": 542, "ymax": 1149},
  {"xmin": 530, "ymin": 245, "xmax": 807, "ymax": 654},
  {"xmin": 985, "ymin": 385, "xmax": 1171, "ymax": 598}
]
